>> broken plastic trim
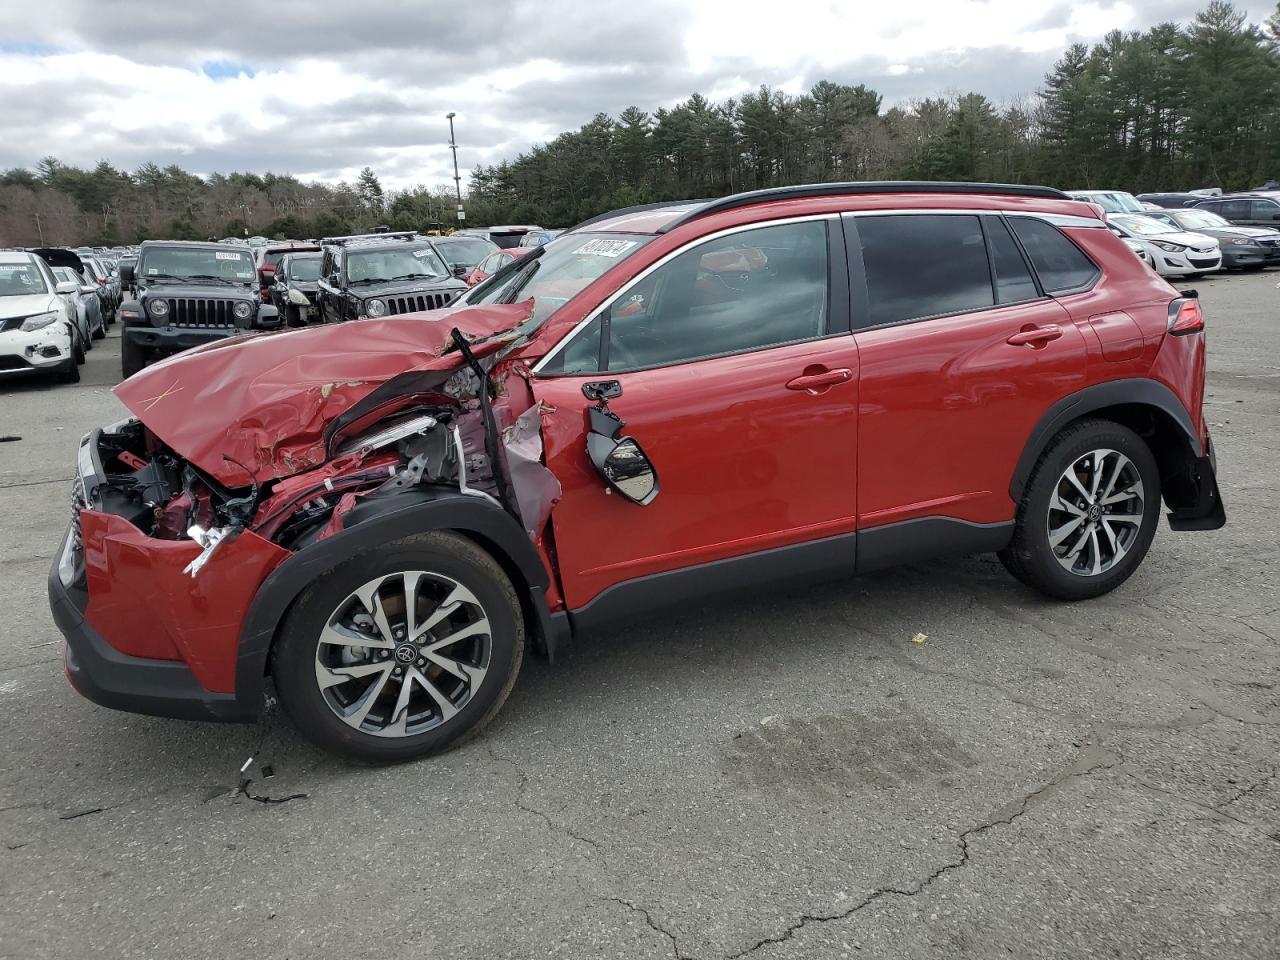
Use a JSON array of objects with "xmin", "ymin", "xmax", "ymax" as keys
[
  {"xmin": 335, "ymin": 413, "xmax": 438, "ymax": 457},
  {"xmin": 448, "ymin": 328, "xmax": 521, "ymax": 524},
  {"xmin": 183, "ymin": 523, "xmax": 241, "ymax": 577}
]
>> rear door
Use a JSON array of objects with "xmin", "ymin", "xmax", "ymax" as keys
[
  {"xmin": 532, "ymin": 216, "xmax": 860, "ymax": 610},
  {"xmin": 847, "ymin": 212, "xmax": 1092, "ymax": 537}
]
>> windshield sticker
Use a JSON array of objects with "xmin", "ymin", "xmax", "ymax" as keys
[
  {"xmin": 412, "ymin": 249, "xmax": 434, "ymax": 259},
  {"xmin": 575, "ymin": 239, "xmax": 636, "ymax": 258},
  {"xmin": 215, "ymin": 251, "xmax": 243, "ymax": 261},
  {"xmin": 148, "ymin": 268, "xmax": 159, "ymax": 274}
]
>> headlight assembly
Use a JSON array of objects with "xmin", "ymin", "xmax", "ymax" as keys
[
  {"xmin": 233, "ymin": 300, "xmax": 254, "ymax": 320},
  {"xmin": 1230, "ymin": 238, "xmax": 1254, "ymax": 246},
  {"xmin": 1152, "ymin": 241, "xmax": 1185, "ymax": 253},
  {"xmin": 366, "ymin": 298, "xmax": 387, "ymax": 318},
  {"xmin": 148, "ymin": 298, "xmax": 169, "ymax": 319},
  {"xmin": 20, "ymin": 311, "xmax": 58, "ymax": 332}
]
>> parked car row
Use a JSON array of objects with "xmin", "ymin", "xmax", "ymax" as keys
[
  {"xmin": 1067, "ymin": 187, "xmax": 1280, "ymax": 278},
  {"xmin": 0, "ymin": 249, "xmax": 111, "ymax": 383}
]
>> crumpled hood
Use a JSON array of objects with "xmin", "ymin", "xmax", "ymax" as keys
[{"xmin": 114, "ymin": 302, "xmax": 534, "ymax": 486}]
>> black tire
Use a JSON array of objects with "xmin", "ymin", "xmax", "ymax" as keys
[
  {"xmin": 72, "ymin": 332, "xmax": 86, "ymax": 365},
  {"xmin": 272, "ymin": 532, "xmax": 525, "ymax": 762},
  {"xmin": 55, "ymin": 355, "xmax": 80, "ymax": 383},
  {"xmin": 121, "ymin": 334, "xmax": 147, "ymax": 379},
  {"xmin": 999, "ymin": 418, "xmax": 1161, "ymax": 601},
  {"xmin": 92, "ymin": 318, "xmax": 106, "ymax": 340},
  {"xmin": 285, "ymin": 304, "xmax": 303, "ymax": 327}
]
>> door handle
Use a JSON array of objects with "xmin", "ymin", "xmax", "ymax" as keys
[
  {"xmin": 785, "ymin": 367, "xmax": 853, "ymax": 394},
  {"xmin": 1006, "ymin": 324, "xmax": 1063, "ymax": 347}
]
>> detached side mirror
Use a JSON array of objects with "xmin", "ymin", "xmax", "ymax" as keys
[
  {"xmin": 585, "ymin": 399, "xmax": 659, "ymax": 506},
  {"xmin": 55, "ymin": 281, "xmax": 78, "ymax": 295},
  {"xmin": 451, "ymin": 264, "xmax": 468, "ymax": 278}
]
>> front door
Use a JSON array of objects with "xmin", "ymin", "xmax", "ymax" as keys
[{"xmin": 531, "ymin": 217, "xmax": 860, "ymax": 611}]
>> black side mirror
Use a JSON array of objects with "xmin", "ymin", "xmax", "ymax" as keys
[
  {"xmin": 118, "ymin": 262, "xmax": 134, "ymax": 285},
  {"xmin": 451, "ymin": 264, "xmax": 468, "ymax": 278},
  {"xmin": 585, "ymin": 402, "xmax": 659, "ymax": 506}
]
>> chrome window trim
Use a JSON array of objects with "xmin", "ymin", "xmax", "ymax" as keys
[{"xmin": 531, "ymin": 212, "xmax": 839, "ymax": 375}]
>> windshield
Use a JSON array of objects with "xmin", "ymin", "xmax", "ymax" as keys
[
  {"xmin": 1172, "ymin": 210, "xmax": 1230, "ymax": 230},
  {"xmin": 462, "ymin": 232, "xmax": 653, "ymax": 326},
  {"xmin": 1113, "ymin": 214, "xmax": 1178, "ymax": 237},
  {"xmin": 435, "ymin": 237, "xmax": 495, "ymax": 267},
  {"xmin": 345, "ymin": 244, "xmax": 449, "ymax": 283},
  {"xmin": 288, "ymin": 257, "xmax": 322, "ymax": 281},
  {"xmin": 139, "ymin": 247, "xmax": 256, "ymax": 283},
  {"xmin": 0, "ymin": 261, "xmax": 49, "ymax": 296}
]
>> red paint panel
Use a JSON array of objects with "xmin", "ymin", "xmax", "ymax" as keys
[
  {"xmin": 1088, "ymin": 311, "xmax": 1145, "ymax": 362},
  {"xmin": 81, "ymin": 511, "xmax": 291, "ymax": 693},
  {"xmin": 114, "ymin": 303, "xmax": 532, "ymax": 485},
  {"xmin": 854, "ymin": 298, "xmax": 1085, "ymax": 527},
  {"xmin": 533, "ymin": 337, "xmax": 860, "ymax": 609}
]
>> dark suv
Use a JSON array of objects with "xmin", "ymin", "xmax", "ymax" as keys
[
  {"xmin": 117, "ymin": 241, "xmax": 280, "ymax": 377},
  {"xmin": 316, "ymin": 232, "xmax": 467, "ymax": 323},
  {"xmin": 50, "ymin": 182, "xmax": 1224, "ymax": 763}
]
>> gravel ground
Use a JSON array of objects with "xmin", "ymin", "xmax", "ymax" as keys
[{"xmin": 0, "ymin": 273, "xmax": 1276, "ymax": 960}]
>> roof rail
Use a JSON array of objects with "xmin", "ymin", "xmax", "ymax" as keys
[
  {"xmin": 656, "ymin": 181, "xmax": 1072, "ymax": 234},
  {"xmin": 320, "ymin": 231, "xmax": 418, "ymax": 246}
]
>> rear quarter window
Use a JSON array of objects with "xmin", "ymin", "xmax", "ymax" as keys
[{"xmin": 1008, "ymin": 218, "xmax": 1100, "ymax": 293}]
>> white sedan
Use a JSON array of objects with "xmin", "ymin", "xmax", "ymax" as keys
[{"xmin": 1106, "ymin": 213, "xmax": 1222, "ymax": 277}]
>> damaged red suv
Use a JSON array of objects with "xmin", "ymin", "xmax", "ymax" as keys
[{"xmin": 49, "ymin": 182, "xmax": 1225, "ymax": 761}]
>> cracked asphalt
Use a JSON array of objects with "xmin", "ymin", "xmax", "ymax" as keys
[{"xmin": 1, "ymin": 273, "xmax": 1277, "ymax": 959}]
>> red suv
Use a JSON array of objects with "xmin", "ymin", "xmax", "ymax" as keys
[{"xmin": 49, "ymin": 182, "xmax": 1224, "ymax": 761}]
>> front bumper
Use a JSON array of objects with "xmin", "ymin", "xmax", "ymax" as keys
[
  {"xmin": 123, "ymin": 323, "xmax": 234, "ymax": 354},
  {"xmin": 0, "ymin": 327, "xmax": 72, "ymax": 374},
  {"xmin": 1221, "ymin": 245, "xmax": 1269, "ymax": 268},
  {"xmin": 48, "ymin": 538, "xmax": 255, "ymax": 723},
  {"xmin": 1155, "ymin": 250, "xmax": 1222, "ymax": 276}
]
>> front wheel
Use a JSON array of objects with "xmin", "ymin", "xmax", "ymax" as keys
[
  {"xmin": 121, "ymin": 334, "xmax": 147, "ymax": 379},
  {"xmin": 272, "ymin": 532, "xmax": 525, "ymax": 762},
  {"xmin": 999, "ymin": 419, "xmax": 1160, "ymax": 600}
]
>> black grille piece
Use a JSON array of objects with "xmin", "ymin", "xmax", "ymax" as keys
[
  {"xmin": 386, "ymin": 292, "xmax": 453, "ymax": 315},
  {"xmin": 0, "ymin": 355, "xmax": 29, "ymax": 371},
  {"xmin": 164, "ymin": 298, "xmax": 235, "ymax": 327}
]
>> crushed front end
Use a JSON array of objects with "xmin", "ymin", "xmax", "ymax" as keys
[{"xmin": 50, "ymin": 306, "xmax": 562, "ymax": 722}]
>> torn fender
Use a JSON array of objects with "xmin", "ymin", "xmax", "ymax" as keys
[{"xmin": 114, "ymin": 303, "xmax": 534, "ymax": 486}]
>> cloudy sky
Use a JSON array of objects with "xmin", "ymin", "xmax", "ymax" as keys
[{"xmin": 1, "ymin": 1, "xmax": 1273, "ymax": 190}]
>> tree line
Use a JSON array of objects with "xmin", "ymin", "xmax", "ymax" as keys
[{"xmin": 2, "ymin": 1, "xmax": 1277, "ymax": 246}]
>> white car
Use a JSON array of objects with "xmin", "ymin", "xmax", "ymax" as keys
[
  {"xmin": 1122, "ymin": 238, "xmax": 1153, "ymax": 266},
  {"xmin": 0, "ymin": 252, "xmax": 81, "ymax": 382},
  {"xmin": 1067, "ymin": 189, "xmax": 1148, "ymax": 215},
  {"xmin": 51, "ymin": 266, "xmax": 106, "ymax": 346},
  {"xmin": 1106, "ymin": 213, "xmax": 1222, "ymax": 277}
]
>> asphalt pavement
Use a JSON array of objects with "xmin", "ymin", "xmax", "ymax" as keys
[{"xmin": 1, "ymin": 274, "xmax": 1276, "ymax": 959}]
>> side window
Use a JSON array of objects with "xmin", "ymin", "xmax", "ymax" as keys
[
  {"xmin": 582, "ymin": 220, "xmax": 829, "ymax": 372},
  {"xmin": 857, "ymin": 214, "xmax": 993, "ymax": 326},
  {"xmin": 986, "ymin": 218, "xmax": 1039, "ymax": 304},
  {"xmin": 1009, "ymin": 218, "xmax": 1099, "ymax": 293},
  {"xmin": 1249, "ymin": 200, "xmax": 1280, "ymax": 222},
  {"xmin": 1212, "ymin": 200, "xmax": 1247, "ymax": 220}
]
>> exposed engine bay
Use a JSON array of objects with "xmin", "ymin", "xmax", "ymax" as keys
[{"xmin": 86, "ymin": 352, "xmax": 559, "ymax": 577}]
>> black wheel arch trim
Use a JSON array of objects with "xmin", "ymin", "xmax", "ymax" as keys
[
  {"xmin": 235, "ymin": 490, "xmax": 566, "ymax": 709},
  {"xmin": 1010, "ymin": 378, "xmax": 1200, "ymax": 501}
]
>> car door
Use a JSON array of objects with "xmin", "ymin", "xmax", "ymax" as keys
[
  {"xmin": 846, "ymin": 212, "xmax": 1092, "ymax": 554},
  {"xmin": 530, "ymin": 216, "xmax": 860, "ymax": 613}
]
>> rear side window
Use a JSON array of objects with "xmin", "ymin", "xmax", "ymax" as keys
[
  {"xmin": 1208, "ymin": 200, "xmax": 1248, "ymax": 220},
  {"xmin": 1248, "ymin": 199, "xmax": 1280, "ymax": 222},
  {"xmin": 858, "ymin": 215, "xmax": 993, "ymax": 326},
  {"xmin": 987, "ymin": 219, "xmax": 1038, "ymax": 304},
  {"xmin": 1009, "ymin": 218, "xmax": 1099, "ymax": 293}
]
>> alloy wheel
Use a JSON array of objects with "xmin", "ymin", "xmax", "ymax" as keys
[
  {"xmin": 314, "ymin": 571, "xmax": 492, "ymax": 737},
  {"xmin": 1046, "ymin": 448, "xmax": 1145, "ymax": 577}
]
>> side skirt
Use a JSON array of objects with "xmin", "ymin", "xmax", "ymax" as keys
[{"xmin": 855, "ymin": 517, "xmax": 1014, "ymax": 574}]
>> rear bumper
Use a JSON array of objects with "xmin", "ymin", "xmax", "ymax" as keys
[{"xmin": 48, "ymin": 532, "xmax": 257, "ymax": 723}]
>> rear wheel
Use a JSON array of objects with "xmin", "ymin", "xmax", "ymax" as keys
[
  {"xmin": 999, "ymin": 419, "xmax": 1160, "ymax": 600},
  {"xmin": 272, "ymin": 532, "xmax": 524, "ymax": 762}
]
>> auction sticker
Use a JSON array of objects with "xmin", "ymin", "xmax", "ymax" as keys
[
  {"xmin": 576, "ymin": 239, "xmax": 636, "ymax": 258},
  {"xmin": 215, "ymin": 251, "xmax": 244, "ymax": 261}
]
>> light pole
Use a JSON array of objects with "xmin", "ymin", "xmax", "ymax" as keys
[{"xmin": 446, "ymin": 112, "xmax": 465, "ymax": 225}]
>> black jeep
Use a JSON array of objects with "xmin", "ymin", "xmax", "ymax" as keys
[
  {"xmin": 316, "ymin": 232, "xmax": 467, "ymax": 324},
  {"xmin": 117, "ymin": 241, "xmax": 280, "ymax": 378}
]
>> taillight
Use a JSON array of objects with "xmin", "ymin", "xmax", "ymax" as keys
[{"xmin": 1168, "ymin": 295, "xmax": 1204, "ymax": 336}]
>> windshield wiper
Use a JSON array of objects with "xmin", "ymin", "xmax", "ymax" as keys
[
  {"xmin": 387, "ymin": 273, "xmax": 442, "ymax": 282},
  {"xmin": 184, "ymin": 274, "xmax": 241, "ymax": 284},
  {"xmin": 141, "ymin": 272, "xmax": 191, "ymax": 283},
  {"xmin": 347, "ymin": 278, "xmax": 383, "ymax": 286}
]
